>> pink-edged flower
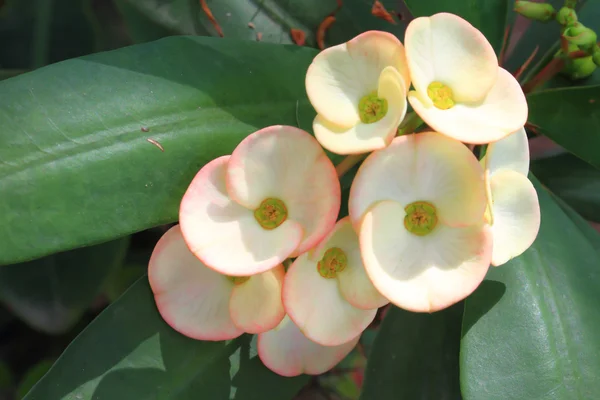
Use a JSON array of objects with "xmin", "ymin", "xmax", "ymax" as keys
[
  {"xmin": 148, "ymin": 225, "xmax": 285, "ymax": 340},
  {"xmin": 482, "ymin": 127, "xmax": 541, "ymax": 266},
  {"xmin": 349, "ymin": 131, "xmax": 492, "ymax": 312},
  {"xmin": 405, "ymin": 13, "xmax": 527, "ymax": 144},
  {"xmin": 306, "ymin": 31, "xmax": 410, "ymax": 155},
  {"xmin": 258, "ymin": 315, "xmax": 359, "ymax": 377},
  {"xmin": 283, "ymin": 217, "xmax": 388, "ymax": 346},
  {"xmin": 179, "ymin": 126, "xmax": 340, "ymax": 277}
]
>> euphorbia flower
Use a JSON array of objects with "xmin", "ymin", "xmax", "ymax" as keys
[
  {"xmin": 306, "ymin": 31, "xmax": 410, "ymax": 155},
  {"xmin": 405, "ymin": 13, "xmax": 528, "ymax": 144},
  {"xmin": 349, "ymin": 131, "xmax": 492, "ymax": 312},
  {"xmin": 180, "ymin": 125, "xmax": 340, "ymax": 276},
  {"xmin": 283, "ymin": 217, "xmax": 388, "ymax": 346},
  {"xmin": 258, "ymin": 315, "xmax": 359, "ymax": 377},
  {"xmin": 148, "ymin": 225, "xmax": 285, "ymax": 340},
  {"xmin": 482, "ymin": 127, "xmax": 541, "ymax": 266}
]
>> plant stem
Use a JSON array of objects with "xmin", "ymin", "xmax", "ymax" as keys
[{"xmin": 335, "ymin": 154, "xmax": 366, "ymax": 178}]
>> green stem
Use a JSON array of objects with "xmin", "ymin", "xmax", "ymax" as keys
[{"xmin": 32, "ymin": 0, "xmax": 53, "ymax": 68}]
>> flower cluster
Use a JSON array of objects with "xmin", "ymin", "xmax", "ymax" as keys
[{"xmin": 148, "ymin": 13, "xmax": 540, "ymax": 377}]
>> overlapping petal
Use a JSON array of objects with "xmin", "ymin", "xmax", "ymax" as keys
[
  {"xmin": 148, "ymin": 225, "xmax": 243, "ymax": 341},
  {"xmin": 359, "ymin": 201, "xmax": 492, "ymax": 312},
  {"xmin": 257, "ymin": 315, "xmax": 360, "ymax": 377},
  {"xmin": 484, "ymin": 126, "xmax": 530, "ymax": 176},
  {"xmin": 180, "ymin": 155, "xmax": 304, "ymax": 276}
]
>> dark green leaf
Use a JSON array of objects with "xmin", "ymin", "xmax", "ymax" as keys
[
  {"xmin": 527, "ymin": 85, "xmax": 600, "ymax": 169},
  {"xmin": 0, "ymin": 238, "xmax": 129, "ymax": 334},
  {"xmin": 460, "ymin": 176, "xmax": 600, "ymax": 399},
  {"xmin": 0, "ymin": 37, "xmax": 324, "ymax": 265},
  {"xmin": 16, "ymin": 360, "xmax": 53, "ymax": 400},
  {"xmin": 23, "ymin": 277, "xmax": 307, "ymax": 400},
  {"xmin": 360, "ymin": 304, "xmax": 463, "ymax": 400},
  {"xmin": 404, "ymin": 0, "xmax": 509, "ymax": 53},
  {"xmin": 531, "ymin": 153, "xmax": 600, "ymax": 222}
]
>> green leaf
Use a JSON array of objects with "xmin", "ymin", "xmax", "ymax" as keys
[
  {"xmin": 0, "ymin": 238, "xmax": 129, "ymax": 334},
  {"xmin": 404, "ymin": 0, "xmax": 509, "ymax": 53},
  {"xmin": 460, "ymin": 176, "xmax": 600, "ymax": 399},
  {"xmin": 16, "ymin": 360, "xmax": 54, "ymax": 400},
  {"xmin": 0, "ymin": 37, "xmax": 324, "ymax": 265},
  {"xmin": 527, "ymin": 85, "xmax": 600, "ymax": 169},
  {"xmin": 360, "ymin": 304, "xmax": 463, "ymax": 400},
  {"xmin": 23, "ymin": 277, "xmax": 308, "ymax": 400},
  {"xmin": 531, "ymin": 153, "xmax": 600, "ymax": 222},
  {"xmin": 116, "ymin": 0, "xmax": 405, "ymax": 47}
]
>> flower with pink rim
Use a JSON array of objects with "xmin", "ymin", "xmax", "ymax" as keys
[
  {"xmin": 283, "ymin": 217, "xmax": 388, "ymax": 346},
  {"xmin": 258, "ymin": 315, "xmax": 359, "ymax": 377},
  {"xmin": 306, "ymin": 31, "xmax": 410, "ymax": 155},
  {"xmin": 481, "ymin": 127, "xmax": 541, "ymax": 266},
  {"xmin": 148, "ymin": 225, "xmax": 285, "ymax": 340},
  {"xmin": 349, "ymin": 131, "xmax": 493, "ymax": 312},
  {"xmin": 405, "ymin": 13, "xmax": 528, "ymax": 144},
  {"xmin": 179, "ymin": 125, "xmax": 340, "ymax": 277}
]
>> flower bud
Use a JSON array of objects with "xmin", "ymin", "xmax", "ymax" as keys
[
  {"xmin": 564, "ymin": 23, "xmax": 598, "ymax": 51},
  {"xmin": 563, "ymin": 54, "xmax": 597, "ymax": 80},
  {"xmin": 556, "ymin": 6, "xmax": 578, "ymax": 26},
  {"xmin": 514, "ymin": 1, "xmax": 556, "ymax": 22},
  {"xmin": 593, "ymin": 46, "xmax": 600, "ymax": 66}
]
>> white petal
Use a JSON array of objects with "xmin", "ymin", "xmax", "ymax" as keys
[
  {"xmin": 148, "ymin": 225, "xmax": 243, "ymax": 341},
  {"xmin": 180, "ymin": 155, "xmax": 303, "ymax": 276},
  {"xmin": 359, "ymin": 201, "xmax": 492, "ymax": 312},
  {"xmin": 409, "ymin": 68, "xmax": 528, "ymax": 144},
  {"xmin": 488, "ymin": 170, "xmax": 541, "ymax": 266},
  {"xmin": 257, "ymin": 315, "xmax": 359, "ymax": 377},
  {"xmin": 306, "ymin": 31, "xmax": 410, "ymax": 127},
  {"xmin": 283, "ymin": 250, "xmax": 377, "ymax": 346},
  {"xmin": 485, "ymin": 127, "xmax": 530, "ymax": 177},
  {"xmin": 229, "ymin": 266, "xmax": 285, "ymax": 334},
  {"xmin": 313, "ymin": 66, "xmax": 408, "ymax": 155},
  {"xmin": 405, "ymin": 13, "xmax": 497, "ymax": 104}
]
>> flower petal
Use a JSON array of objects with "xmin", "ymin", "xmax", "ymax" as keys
[
  {"xmin": 314, "ymin": 217, "xmax": 388, "ymax": 309},
  {"xmin": 148, "ymin": 225, "xmax": 243, "ymax": 341},
  {"xmin": 313, "ymin": 66, "xmax": 408, "ymax": 155},
  {"xmin": 349, "ymin": 132, "xmax": 486, "ymax": 229},
  {"xmin": 229, "ymin": 265, "xmax": 286, "ymax": 334},
  {"xmin": 306, "ymin": 31, "xmax": 409, "ymax": 127},
  {"xmin": 408, "ymin": 67, "xmax": 528, "ymax": 144},
  {"xmin": 226, "ymin": 126, "xmax": 340, "ymax": 257},
  {"xmin": 359, "ymin": 200, "xmax": 492, "ymax": 312},
  {"xmin": 180, "ymin": 155, "xmax": 304, "ymax": 276},
  {"xmin": 283, "ymin": 250, "xmax": 377, "ymax": 346},
  {"xmin": 488, "ymin": 170, "xmax": 540, "ymax": 266},
  {"xmin": 405, "ymin": 13, "xmax": 497, "ymax": 104},
  {"xmin": 257, "ymin": 315, "xmax": 359, "ymax": 377},
  {"xmin": 485, "ymin": 126, "xmax": 530, "ymax": 177}
]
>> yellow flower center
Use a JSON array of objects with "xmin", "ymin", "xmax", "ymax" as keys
[
  {"xmin": 358, "ymin": 91, "xmax": 388, "ymax": 123},
  {"xmin": 427, "ymin": 82, "xmax": 455, "ymax": 110},
  {"xmin": 227, "ymin": 275, "xmax": 251, "ymax": 285},
  {"xmin": 254, "ymin": 198, "xmax": 287, "ymax": 230},
  {"xmin": 317, "ymin": 247, "xmax": 347, "ymax": 279},
  {"xmin": 404, "ymin": 201, "xmax": 438, "ymax": 236}
]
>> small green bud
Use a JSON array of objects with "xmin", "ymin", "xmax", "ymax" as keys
[
  {"xmin": 564, "ymin": 23, "xmax": 598, "ymax": 51},
  {"xmin": 556, "ymin": 6, "xmax": 578, "ymax": 26},
  {"xmin": 514, "ymin": 1, "xmax": 556, "ymax": 22},
  {"xmin": 593, "ymin": 47, "xmax": 600, "ymax": 66},
  {"xmin": 563, "ymin": 54, "xmax": 597, "ymax": 80}
]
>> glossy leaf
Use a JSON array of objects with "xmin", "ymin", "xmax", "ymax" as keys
[
  {"xmin": 527, "ymin": 85, "xmax": 600, "ymax": 169},
  {"xmin": 460, "ymin": 177, "xmax": 600, "ymax": 399},
  {"xmin": 531, "ymin": 153, "xmax": 600, "ymax": 222},
  {"xmin": 24, "ymin": 277, "xmax": 308, "ymax": 399},
  {"xmin": 0, "ymin": 37, "xmax": 324, "ymax": 265},
  {"xmin": 116, "ymin": 0, "xmax": 405, "ymax": 47},
  {"xmin": 404, "ymin": 0, "xmax": 509, "ymax": 53},
  {"xmin": 360, "ymin": 304, "xmax": 463, "ymax": 400},
  {"xmin": 0, "ymin": 238, "xmax": 129, "ymax": 334}
]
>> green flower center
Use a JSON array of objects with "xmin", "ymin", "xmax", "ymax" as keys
[
  {"xmin": 317, "ymin": 247, "xmax": 347, "ymax": 279},
  {"xmin": 358, "ymin": 91, "xmax": 388, "ymax": 123},
  {"xmin": 227, "ymin": 276, "xmax": 251, "ymax": 285},
  {"xmin": 404, "ymin": 201, "xmax": 438, "ymax": 236},
  {"xmin": 427, "ymin": 82, "xmax": 455, "ymax": 110},
  {"xmin": 254, "ymin": 198, "xmax": 287, "ymax": 230}
]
